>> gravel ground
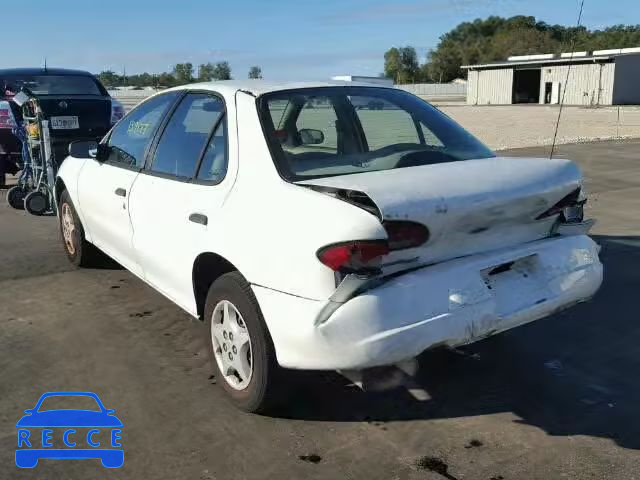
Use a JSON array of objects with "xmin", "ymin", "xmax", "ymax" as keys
[
  {"xmin": 266, "ymin": 103, "xmax": 640, "ymax": 158},
  {"xmin": 441, "ymin": 104, "xmax": 640, "ymax": 151}
]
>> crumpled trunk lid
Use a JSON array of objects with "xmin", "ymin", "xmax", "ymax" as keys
[{"xmin": 298, "ymin": 156, "xmax": 583, "ymax": 269}]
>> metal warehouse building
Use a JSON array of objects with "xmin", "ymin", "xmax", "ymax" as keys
[{"xmin": 463, "ymin": 47, "xmax": 640, "ymax": 106}]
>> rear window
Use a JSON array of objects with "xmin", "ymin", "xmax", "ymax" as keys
[
  {"xmin": 1, "ymin": 75, "xmax": 103, "ymax": 96},
  {"xmin": 258, "ymin": 87, "xmax": 494, "ymax": 181}
]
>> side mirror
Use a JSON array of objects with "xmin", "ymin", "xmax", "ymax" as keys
[
  {"xmin": 69, "ymin": 140, "xmax": 98, "ymax": 159},
  {"xmin": 92, "ymin": 143, "xmax": 111, "ymax": 162},
  {"xmin": 299, "ymin": 128, "xmax": 324, "ymax": 145}
]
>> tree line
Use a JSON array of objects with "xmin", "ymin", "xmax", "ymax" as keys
[
  {"xmin": 97, "ymin": 62, "xmax": 262, "ymax": 88},
  {"xmin": 384, "ymin": 16, "xmax": 640, "ymax": 84}
]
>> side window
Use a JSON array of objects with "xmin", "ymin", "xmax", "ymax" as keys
[
  {"xmin": 419, "ymin": 123, "xmax": 445, "ymax": 147},
  {"xmin": 151, "ymin": 93, "xmax": 224, "ymax": 178},
  {"xmin": 197, "ymin": 120, "xmax": 227, "ymax": 183},
  {"xmin": 269, "ymin": 99, "xmax": 290, "ymax": 128},
  {"xmin": 352, "ymin": 96, "xmax": 421, "ymax": 151},
  {"xmin": 107, "ymin": 92, "xmax": 178, "ymax": 167}
]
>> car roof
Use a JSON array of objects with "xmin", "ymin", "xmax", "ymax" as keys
[
  {"xmin": 0, "ymin": 67, "xmax": 95, "ymax": 77},
  {"xmin": 166, "ymin": 80, "xmax": 396, "ymax": 97}
]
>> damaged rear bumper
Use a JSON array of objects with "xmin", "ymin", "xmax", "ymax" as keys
[{"xmin": 253, "ymin": 234, "xmax": 603, "ymax": 370}]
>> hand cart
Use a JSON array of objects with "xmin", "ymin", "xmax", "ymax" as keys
[{"xmin": 6, "ymin": 89, "xmax": 57, "ymax": 215}]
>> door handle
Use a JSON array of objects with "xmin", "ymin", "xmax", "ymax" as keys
[
  {"xmin": 189, "ymin": 213, "xmax": 208, "ymax": 226},
  {"xmin": 115, "ymin": 188, "xmax": 126, "ymax": 197}
]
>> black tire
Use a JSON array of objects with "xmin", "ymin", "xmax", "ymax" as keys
[
  {"xmin": 204, "ymin": 271, "xmax": 283, "ymax": 413},
  {"xmin": 24, "ymin": 190, "xmax": 49, "ymax": 215},
  {"xmin": 58, "ymin": 190, "xmax": 101, "ymax": 267},
  {"xmin": 7, "ymin": 185, "xmax": 27, "ymax": 209}
]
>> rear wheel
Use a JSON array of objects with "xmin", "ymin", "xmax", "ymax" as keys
[
  {"xmin": 7, "ymin": 186, "xmax": 27, "ymax": 209},
  {"xmin": 204, "ymin": 272, "xmax": 283, "ymax": 413},
  {"xmin": 59, "ymin": 190, "xmax": 101, "ymax": 267}
]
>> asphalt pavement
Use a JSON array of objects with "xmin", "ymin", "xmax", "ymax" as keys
[{"xmin": 0, "ymin": 140, "xmax": 639, "ymax": 480}]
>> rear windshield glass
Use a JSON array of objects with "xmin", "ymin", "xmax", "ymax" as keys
[
  {"xmin": 1, "ymin": 75, "xmax": 103, "ymax": 96},
  {"xmin": 258, "ymin": 87, "xmax": 494, "ymax": 181}
]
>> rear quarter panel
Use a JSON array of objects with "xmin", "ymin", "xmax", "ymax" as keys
[{"xmin": 208, "ymin": 91, "xmax": 386, "ymax": 301}]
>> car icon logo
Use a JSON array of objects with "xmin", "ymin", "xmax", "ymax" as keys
[
  {"xmin": 58, "ymin": 101, "xmax": 68, "ymax": 109},
  {"xmin": 15, "ymin": 391, "xmax": 123, "ymax": 468}
]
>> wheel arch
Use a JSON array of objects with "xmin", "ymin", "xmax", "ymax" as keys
[
  {"xmin": 192, "ymin": 252, "xmax": 241, "ymax": 320},
  {"xmin": 54, "ymin": 177, "xmax": 67, "ymax": 206}
]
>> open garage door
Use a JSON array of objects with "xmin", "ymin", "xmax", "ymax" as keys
[{"xmin": 512, "ymin": 69, "xmax": 542, "ymax": 104}]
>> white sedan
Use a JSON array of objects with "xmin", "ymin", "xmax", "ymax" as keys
[{"xmin": 56, "ymin": 81, "xmax": 603, "ymax": 412}]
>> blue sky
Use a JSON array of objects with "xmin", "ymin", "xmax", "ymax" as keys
[{"xmin": 3, "ymin": 0, "xmax": 638, "ymax": 80}]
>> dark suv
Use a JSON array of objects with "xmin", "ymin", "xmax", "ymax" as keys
[{"xmin": 0, "ymin": 68, "xmax": 124, "ymax": 185}]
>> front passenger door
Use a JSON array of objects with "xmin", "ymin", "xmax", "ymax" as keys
[{"xmin": 77, "ymin": 92, "xmax": 179, "ymax": 274}]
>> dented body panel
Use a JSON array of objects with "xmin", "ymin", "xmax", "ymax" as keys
[
  {"xmin": 299, "ymin": 156, "xmax": 583, "ymax": 268},
  {"xmin": 254, "ymin": 234, "xmax": 602, "ymax": 370}
]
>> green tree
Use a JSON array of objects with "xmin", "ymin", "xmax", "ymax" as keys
[
  {"xmin": 397, "ymin": 16, "xmax": 640, "ymax": 83},
  {"xmin": 212, "ymin": 61, "xmax": 232, "ymax": 80},
  {"xmin": 384, "ymin": 46, "xmax": 420, "ymax": 83},
  {"xmin": 173, "ymin": 63, "xmax": 194, "ymax": 84},
  {"xmin": 197, "ymin": 63, "xmax": 215, "ymax": 82},
  {"xmin": 248, "ymin": 66, "xmax": 262, "ymax": 79},
  {"xmin": 398, "ymin": 47, "xmax": 420, "ymax": 83},
  {"xmin": 157, "ymin": 72, "xmax": 176, "ymax": 87},
  {"xmin": 128, "ymin": 72, "xmax": 154, "ymax": 88},
  {"xmin": 384, "ymin": 47, "xmax": 401, "ymax": 82},
  {"xmin": 96, "ymin": 70, "xmax": 120, "ymax": 88}
]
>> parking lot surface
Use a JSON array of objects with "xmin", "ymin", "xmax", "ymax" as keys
[{"xmin": 1, "ymin": 140, "xmax": 639, "ymax": 479}]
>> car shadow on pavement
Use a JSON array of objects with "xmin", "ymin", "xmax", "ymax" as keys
[
  {"xmin": 277, "ymin": 235, "xmax": 640, "ymax": 450},
  {"xmin": 88, "ymin": 253, "xmax": 125, "ymax": 270}
]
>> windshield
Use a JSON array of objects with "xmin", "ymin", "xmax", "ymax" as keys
[
  {"xmin": 2, "ymin": 75, "xmax": 103, "ymax": 96},
  {"xmin": 258, "ymin": 86, "xmax": 494, "ymax": 181}
]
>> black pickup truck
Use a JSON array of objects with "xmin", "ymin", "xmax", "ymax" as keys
[{"xmin": 0, "ymin": 68, "xmax": 124, "ymax": 185}]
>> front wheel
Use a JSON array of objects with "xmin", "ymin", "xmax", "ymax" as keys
[
  {"xmin": 204, "ymin": 272, "xmax": 283, "ymax": 413},
  {"xmin": 58, "ymin": 190, "xmax": 101, "ymax": 267}
]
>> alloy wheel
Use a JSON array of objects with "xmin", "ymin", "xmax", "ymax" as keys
[{"xmin": 211, "ymin": 300, "xmax": 253, "ymax": 390}]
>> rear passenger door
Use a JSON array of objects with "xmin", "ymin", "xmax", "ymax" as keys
[{"xmin": 128, "ymin": 91, "xmax": 233, "ymax": 313}]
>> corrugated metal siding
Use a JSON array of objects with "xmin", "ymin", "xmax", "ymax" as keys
[
  {"xmin": 600, "ymin": 63, "xmax": 615, "ymax": 104},
  {"xmin": 540, "ymin": 63, "xmax": 615, "ymax": 105},
  {"xmin": 467, "ymin": 70, "xmax": 479, "ymax": 105},
  {"xmin": 397, "ymin": 83, "xmax": 466, "ymax": 97},
  {"xmin": 475, "ymin": 69, "xmax": 513, "ymax": 105}
]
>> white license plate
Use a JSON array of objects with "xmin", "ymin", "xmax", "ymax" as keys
[{"xmin": 50, "ymin": 116, "xmax": 79, "ymax": 130}]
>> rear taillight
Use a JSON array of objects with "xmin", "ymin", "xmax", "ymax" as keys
[
  {"xmin": 536, "ymin": 187, "xmax": 585, "ymax": 222},
  {"xmin": 0, "ymin": 101, "xmax": 16, "ymax": 129},
  {"xmin": 383, "ymin": 220, "xmax": 430, "ymax": 250},
  {"xmin": 110, "ymin": 99, "xmax": 125, "ymax": 125},
  {"xmin": 317, "ymin": 240, "xmax": 389, "ymax": 272}
]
